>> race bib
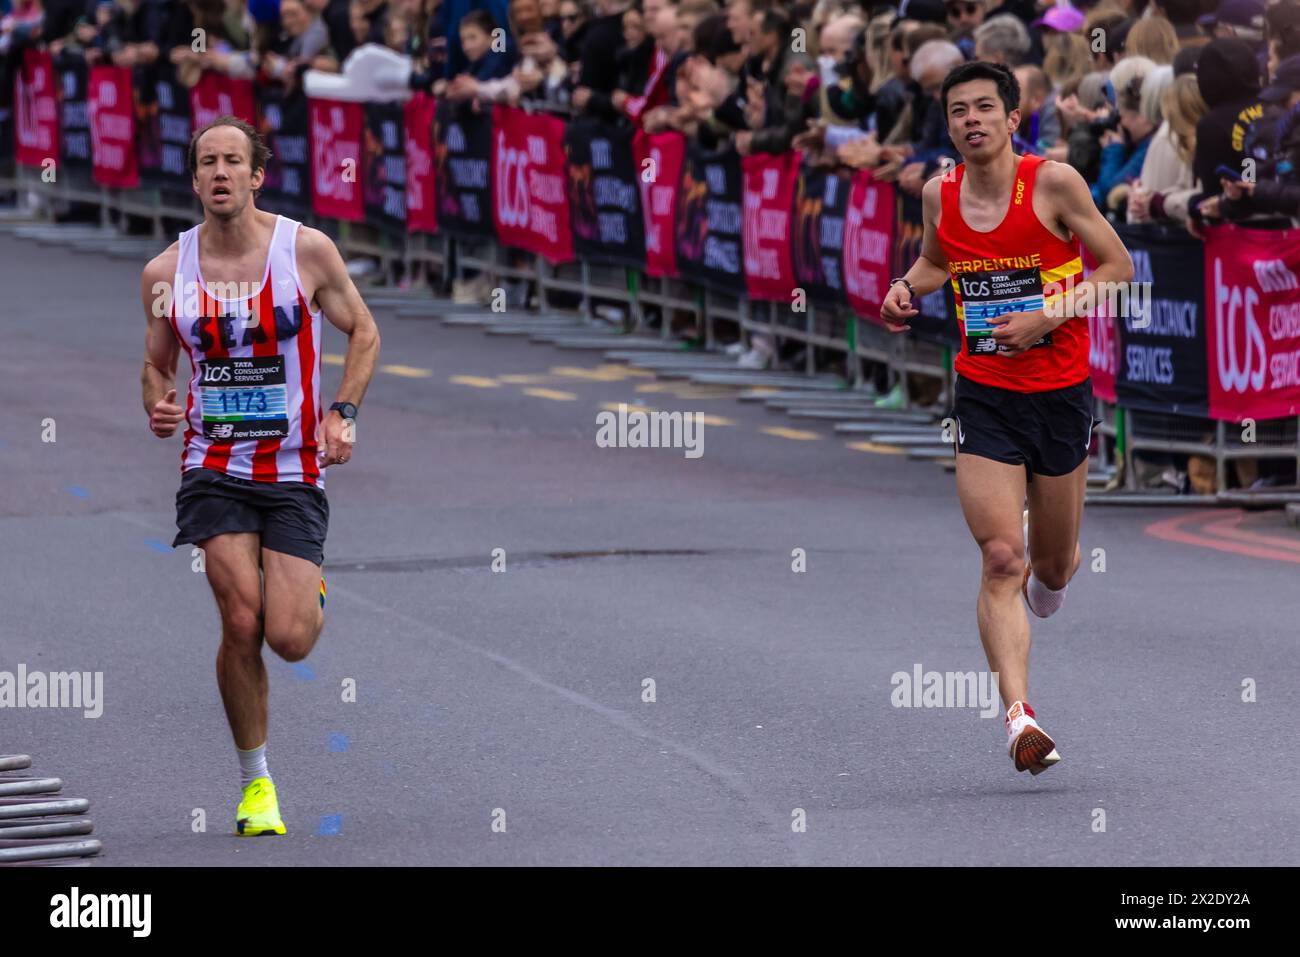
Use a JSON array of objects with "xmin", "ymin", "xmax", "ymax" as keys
[
  {"xmin": 199, "ymin": 356, "xmax": 290, "ymax": 441},
  {"xmin": 956, "ymin": 267, "xmax": 1050, "ymax": 356}
]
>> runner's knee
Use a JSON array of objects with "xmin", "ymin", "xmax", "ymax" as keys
[
  {"xmin": 264, "ymin": 622, "xmax": 317, "ymax": 663},
  {"xmin": 980, "ymin": 539, "xmax": 1025, "ymax": 583},
  {"xmin": 220, "ymin": 604, "xmax": 263, "ymax": 652}
]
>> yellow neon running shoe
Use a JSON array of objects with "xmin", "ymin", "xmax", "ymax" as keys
[{"xmin": 236, "ymin": 777, "xmax": 286, "ymax": 836}]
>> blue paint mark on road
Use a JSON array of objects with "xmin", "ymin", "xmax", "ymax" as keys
[
  {"xmin": 145, "ymin": 539, "xmax": 172, "ymax": 553},
  {"xmin": 65, "ymin": 486, "xmax": 90, "ymax": 499},
  {"xmin": 380, "ymin": 759, "xmax": 397, "ymax": 777},
  {"xmin": 317, "ymin": 814, "xmax": 342, "ymax": 836},
  {"xmin": 328, "ymin": 733, "xmax": 349, "ymax": 752},
  {"xmin": 289, "ymin": 662, "xmax": 316, "ymax": 681}
]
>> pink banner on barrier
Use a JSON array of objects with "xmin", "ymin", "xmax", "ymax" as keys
[
  {"xmin": 842, "ymin": 169, "xmax": 895, "ymax": 323},
  {"xmin": 1081, "ymin": 242, "xmax": 1119, "ymax": 403},
  {"xmin": 87, "ymin": 66, "xmax": 137, "ymax": 188},
  {"xmin": 405, "ymin": 93, "xmax": 438, "ymax": 234},
  {"xmin": 634, "ymin": 129, "xmax": 684, "ymax": 278},
  {"xmin": 492, "ymin": 106, "xmax": 573, "ymax": 263},
  {"xmin": 308, "ymin": 98, "xmax": 364, "ymax": 222},
  {"xmin": 189, "ymin": 72, "xmax": 256, "ymax": 129},
  {"xmin": 1205, "ymin": 225, "xmax": 1300, "ymax": 421},
  {"xmin": 742, "ymin": 151, "xmax": 798, "ymax": 302},
  {"xmin": 15, "ymin": 48, "xmax": 57, "ymax": 168}
]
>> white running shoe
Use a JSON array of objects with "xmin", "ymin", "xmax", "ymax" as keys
[{"xmin": 1005, "ymin": 700, "xmax": 1061, "ymax": 775}]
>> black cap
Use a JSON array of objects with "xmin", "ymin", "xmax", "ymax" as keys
[
  {"xmin": 1261, "ymin": 52, "xmax": 1300, "ymax": 101},
  {"xmin": 1173, "ymin": 44, "xmax": 1202, "ymax": 76},
  {"xmin": 896, "ymin": 0, "xmax": 950, "ymax": 25}
]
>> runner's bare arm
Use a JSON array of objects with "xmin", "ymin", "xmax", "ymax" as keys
[
  {"xmin": 296, "ymin": 227, "xmax": 381, "ymax": 466},
  {"xmin": 296, "ymin": 226, "xmax": 382, "ymax": 410},
  {"xmin": 141, "ymin": 244, "xmax": 186, "ymax": 437},
  {"xmin": 1041, "ymin": 160, "xmax": 1135, "ymax": 316},
  {"xmin": 880, "ymin": 176, "xmax": 951, "ymax": 331}
]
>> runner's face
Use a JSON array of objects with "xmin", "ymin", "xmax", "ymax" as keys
[
  {"xmin": 945, "ymin": 78, "xmax": 1017, "ymax": 160},
  {"xmin": 193, "ymin": 126, "xmax": 262, "ymax": 218}
]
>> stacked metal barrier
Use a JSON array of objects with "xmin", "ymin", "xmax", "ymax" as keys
[{"xmin": 0, "ymin": 755, "xmax": 102, "ymax": 865}]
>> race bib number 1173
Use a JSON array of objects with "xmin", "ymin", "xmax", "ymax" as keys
[{"xmin": 199, "ymin": 355, "xmax": 290, "ymax": 441}]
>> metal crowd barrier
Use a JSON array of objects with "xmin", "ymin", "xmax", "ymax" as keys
[{"xmin": 3, "ymin": 158, "xmax": 1296, "ymax": 501}]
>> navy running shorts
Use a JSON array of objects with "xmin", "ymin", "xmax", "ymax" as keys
[
  {"xmin": 173, "ymin": 468, "xmax": 329, "ymax": 565},
  {"xmin": 951, "ymin": 375, "xmax": 1098, "ymax": 480}
]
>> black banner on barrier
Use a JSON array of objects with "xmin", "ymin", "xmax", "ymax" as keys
[
  {"xmin": 257, "ymin": 83, "xmax": 311, "ymax": 218},
  {"xmin": 363, "ymin": 101, "xmax": 406, "ymax": 237},
  {"xmin": 1114, "ymin": 224, "xmax": 1208, "ymax": 416},
  {"xmin": 434, "ymin": 99, "xmax": 494, "ymax": 240},
  {"xmin": 564, "ymin": 117, "xmax": 644, "ymax": 268},
  {"xmin": 54, "ymin": 52, "xmax": 90, "ymax": 175},
  {"xmin": 893, "ymin": 198, "xmax": 960, "ymax": 348},
  {"xmin": 153, "ymin": 63, "xmax": 191, "ymax": 191},
  {"xmin": 676, "ymin": 141, "xmax": 745, "ymax": 296},
  {"xmin": 792, "ymin": 163, "xmax": 851, "ymax": 306}
]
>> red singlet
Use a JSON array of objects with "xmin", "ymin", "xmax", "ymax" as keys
[{"xmin": 937, "ymin": 153, "xmax": 1088, "ymax": 393}]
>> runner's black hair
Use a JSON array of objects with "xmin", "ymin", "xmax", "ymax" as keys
[{"xmin": 940, "ymin": 60, "xmax": 1020, "ymax": 117}]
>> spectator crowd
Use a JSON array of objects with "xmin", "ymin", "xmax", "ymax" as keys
[{"xmin": 5, "ymin": 0, "xmax": 1300, "ymax": 228}]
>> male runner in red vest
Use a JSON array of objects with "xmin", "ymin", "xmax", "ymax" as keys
[
  {"xmin": 140, "ymin": 117, "xmax": 381, "ymax": 832},
  {"xmin": 881, "ymin": 62, "xmax": 1132, "ymax": 774}
]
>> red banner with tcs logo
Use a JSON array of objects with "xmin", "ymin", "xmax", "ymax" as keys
[
  {"xmin": 1204, "ymin": 225, "xmax": 1300, "ymax": 421},
  {"xmin": 491, "ymin": 105, "xmax": 573, "ymax": 264},
  {"xmin": 309, "ymin": 98, "xmax": 365, "ymax": 222},
  {"xmin": 842, "ymin": 169, "xmax": 896, "ymax": 323},
  {"xmin": 15, "ymin": 48, "xmax": 57, "ymax": 168}
]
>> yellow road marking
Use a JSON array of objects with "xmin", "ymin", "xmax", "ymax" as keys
[
  {"xmin": 696, "ymin": 414, "xmax": 734, "ymax": 426},
  {"xmin": 497, "ymin": 373, "xmax": 554, "ymax": 384},
  {"xmin": 633, "ymin": 382, "xmax": 736, "ymax": 399},
  {"xmin": 845, "ymin": 440, "xmax": 906, "ymax": 455},
  {"xmin": 449, "ymin": 375, "xmax": 500, "ymax": 388},
  {"xmin": 323, "ymin": 353, "xmax": 345, "ymax": 366},
  {"xmin": 382, "ymin": 364, "xmax": 433, "ymax": 378},
  {"xmin": 600, "ymin": 401, "xmax": 657, "ymax": 415},
  {"xmin": 551, "ymin": 364, "xmax": 654, "ymax": 381},
  {"xmin": 761, "ymin": 426, "xmax": 821, "ymax": 441},
  {"xmin": 523, "ymin": 387, "xmax": 578, "ymax": 401}
]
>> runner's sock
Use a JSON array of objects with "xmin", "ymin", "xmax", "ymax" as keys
[
  {"xmin": 238, "ymin": 742, "xmax": 270, "ymax": 788},
  {"xmin": 1026, "ymin": 574, "xmax": 1067, "ymax": 617}
]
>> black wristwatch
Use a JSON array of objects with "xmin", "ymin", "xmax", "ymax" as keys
[
  {"xmin": 330, "ymin": 402, "xmax": 358, "ymax": 420},
  {"xmin": 889, "ymin": 277, "xmax": 915, "ymax": 298}
]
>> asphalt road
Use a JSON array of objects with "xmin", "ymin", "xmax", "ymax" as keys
[{"xmin": 1, "ymin": 228, "xmax": 1297, "ymax": 866}]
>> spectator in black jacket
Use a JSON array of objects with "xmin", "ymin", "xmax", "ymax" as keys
[
  {"xmin": 1190, "ymin": 36, "xmax": 1266, "ymax": 227},
  {"xmin": 1216, "ymin": 53, "xmax": 1300, "ymax": 221},
  {"xmin": 571, "ymin": 0, "xmax": 631, "ymax": 119}
]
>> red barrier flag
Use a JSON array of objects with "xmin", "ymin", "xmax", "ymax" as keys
[
  {"xmin": 405, "ymin": 92, "xmax": 438, "ymax": 234},
  {"xmin": 189, "ymin": 72, "xmax": 257, "ymax": 129},
  {"xmin": 1081, "ymin": 241, "xmax": 1119, "ymax": 404},
  {"xmin": 308, "ymin": 97, "xmax": 365, "ymax": 223},
  {"xmin": 491, "ymin": 105, "xmax": 573, "ymax": 263},
  {"xmin": 842, "ymin": 169, "xmax": 896, "ymax": 324},
  {"xmin": 87, "ymin": 66, "xmax": 137, "ymax": 188},
  {"xmin": 1205, "ymin": 224, "xmax": 1300, "ymax": 421},
  {"xmin": 634, "ymin": 130, "xmax": 684, "ymax": 278},
  {"xmin": 741, "ymin": 151, "xmax": 799, "ymax": 302},
  {"xmin": 15, "ymin": 48, "xmax": 58, "ymax": 168}
]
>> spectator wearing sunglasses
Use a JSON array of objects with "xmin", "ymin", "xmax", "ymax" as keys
[{"xmin": 947, "ymin": 0, "xmax": 985, "ymax": 60}]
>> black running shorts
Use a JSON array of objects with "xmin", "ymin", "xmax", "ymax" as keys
[
  {"xmin": 173, "ymin": 468, "xmax": 329, "ymax": 565},
  {"xmin": 951, "ymin": 375, "xmax": 1097, "ymax": 479}
]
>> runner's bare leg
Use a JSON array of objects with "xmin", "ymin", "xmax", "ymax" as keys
[
  {"xmin": 955, "ymin": 453, "xmax": 1030, "ymax": 706},
  {"xmin": 203, "ymin": 532, "xmax": 268, "ymax": 751},
  {"xmin": 1025, "ymin": 459, "xmax": 1087, "ymax": 590}
]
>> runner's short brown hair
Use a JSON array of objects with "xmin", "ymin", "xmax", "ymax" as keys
[{"xmin": 188, "ymin": 116, "xmax": 272, "ymax": 178}]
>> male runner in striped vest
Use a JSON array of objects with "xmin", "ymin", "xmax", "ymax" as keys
[{"xmin": 141, "ymin": 117, "xmax": 381, "ymax": 833}]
